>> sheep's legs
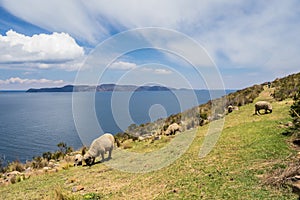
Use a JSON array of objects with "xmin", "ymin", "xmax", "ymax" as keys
[
  {"xmin": 108, "ymin": 149, "xmax": 112, "ymax": 159},
  {"xmin": 100, "ymin": 153, "xmax": 105, "ymax": 162}
]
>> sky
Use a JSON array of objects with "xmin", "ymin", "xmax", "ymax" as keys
[{"xmin": 0, "ymin": 0, "xmax": 299, "ymax": 90}]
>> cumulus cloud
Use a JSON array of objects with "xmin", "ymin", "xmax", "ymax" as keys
[
  {"xmin": 0, "ymin": 0, "xmax": 198, "ymax": 43},
  {"xmin": 0, "ymin": 77, "xmax": 64, "ymax": 85},
  {"xmin": 1, "ymin": 0, "xmax": 300, "ymax": 88},
  {"xmin": 0, "ymin": 0, "xmax": 108, "ymax": 44},
  {"xmin": 0, "ymin": 30, "xmax": 84, "ymax": 70},
  {"xmin": 3, "ymin": 1, "xmax": 299, "ymax": 71}
]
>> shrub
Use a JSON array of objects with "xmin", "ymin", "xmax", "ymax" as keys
[
  {"xmin": 273, "ymin": 73, "xmax": 300, "ymax": 101},
  {"xmin": 83, "ymin": 193, "xmax": 102, "ymax": 200},
  {"xmin": 32, "ymin": 156, "xmax": 48, "ymax": 169},
  {"xmin": 0, "ymin": 155, "xmax": 8, "ymax": 173},
  {"xmin": 42, "ymin": 152, "xmax": 52, "ymax": 161},
  {"xmin": 8, "ymin": 160, "xmax": 24, "ymax": 172},
  {"xmin": 66, "ymin": 146, "xmax": 74, "ymax": 154},
  {"xmin": 10, "ymin": 176, "xmax": 16, "ymax": 184},
  {"xmin": 290, "ymin": 88, "xmax": 300, "ymax": 133},
  {"xmin": 81, "ymin": 146, "xmax": 87, "ymax": 155},
  {"xmin": 52, "ymin": 151, "xmax": 64, "ymax": 161},
  {"xmin": 57, "ymin": 142, "xmax": 67, "ymax": 156}
]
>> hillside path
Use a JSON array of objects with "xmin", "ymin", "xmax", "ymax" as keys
[{"xmin": 256, "ymin": 85, "xmax": 275, "ymax": 102}]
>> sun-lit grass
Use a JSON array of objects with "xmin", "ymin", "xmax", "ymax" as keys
[
  {"xmin": 122, "ymin": 135, "xmax": 173, "ymax": 153},
  {"xmin": 0, "ymin": 98, "xmax": 298, "ymax": 199}
]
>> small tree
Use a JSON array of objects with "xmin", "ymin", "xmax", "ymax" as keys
[
  {"xmin": 56, "ymin": 142, "xmax": 73, "ymax": 159},
  {"xmin": 42, "ymin": 151, "xmax": 52, "ymax": 161},
  {"xmin": 66, "ymin": 146, "xmax": 73, "ymax": 154},
  {"xmin": 8, "ymin": 160, "xmax": 24, "ymax": 172},
  {"xmin": 290, "ymin": 88, "xmax": 300, "ymax": 133},
  {"xmin": 32, "ymin": 156, "xmax": 44, "ymax": 169},
  {"xmin": 57, "ymin": 142, "xmax": 69, "ymax": 156}
]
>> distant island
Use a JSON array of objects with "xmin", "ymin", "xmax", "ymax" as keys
[{"xmin": 26, "ymin": 84, "xmax": 178, "ymax": 92}]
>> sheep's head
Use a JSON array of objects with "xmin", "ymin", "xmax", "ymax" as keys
[
  {"xmin": 83, "ymin": 154, "xmax": 94, "ymax": 166},
  {"xmin": 267, "ymin": 104, "xmax": 272, "ymax": 113},
  {"xmin": 228, "ymin": 105, "xmax": 233, "ymax": 113},
  {"xmin": 74, "ymin": 154, "xmax": 83, "ymax": 166}
]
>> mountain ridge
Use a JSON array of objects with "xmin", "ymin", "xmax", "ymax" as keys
[{"xmin": 26, "ymin": 84, "xmax": 178, "ymax": 92}]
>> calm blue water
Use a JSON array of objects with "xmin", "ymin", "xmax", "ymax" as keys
[{"xmin": 0, "ymin": 90, "xmax": 233, "ymax": 163}]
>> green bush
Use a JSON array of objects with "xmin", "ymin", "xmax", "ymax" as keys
[
  {"xmin": 273, "ymin": 73, "xmax": 300, "ymax": 101},
  {"xmin": 290, "ymin": 87, "xmax": 300, "ymax": 132},
  {"xmin": 42, "ymin": 151, "xmax": 52, "ymax": 161},
  {"xmin": 8, "ymin": 160, "xmax": 24, "ymax": 172},
  {"xmin": 31, "ymin": 156, "xmax": 48, "ymax": 169},
  {"xmin": 82, "ymin": 193, "xmax": 102, "ymax": 200}
]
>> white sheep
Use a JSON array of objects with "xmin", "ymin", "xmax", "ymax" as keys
[
  {"xmin": 83, "ymin": 133, "xmax": 116, "ymax": 166},
  {"xmin": 255, "ymin": 101, "xmax": 272, "ymax": 115},
  {"xmin": 165, "ymin": 123, "xmax": 182, "ymax": 135}
]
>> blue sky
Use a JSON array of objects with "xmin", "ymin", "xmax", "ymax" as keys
[{"xmin": 0, "ymin": 0, "xmax": 300, "ymax": 90}]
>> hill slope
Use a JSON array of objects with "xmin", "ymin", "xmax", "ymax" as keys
[
  {"xmin": 0, "ymin": 88, "xmax": 297, "ymax": 199},
  {"xmin": 26, "ymin": 84, "xmax": 175, "ymax": 92}
]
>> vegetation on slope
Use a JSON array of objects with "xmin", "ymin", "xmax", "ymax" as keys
[
  {"xmin": 271, "ymin": 73, "xmax": 300, "ymax": 101},
  {"xmin": 0, "ymin": 87, "xmax": 298, "ymax": 199},
  {"xmin": 117, "ymin": 72, "xmax": 300, "ymax": 141},
  {"xmin": 290, "ymin": 88, "xmax": 300, "ymax": 134}
]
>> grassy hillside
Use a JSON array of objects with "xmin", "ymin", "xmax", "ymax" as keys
[
  {"xmin": 119, "ymin": 72, "xmax": 300, "ymax": 141},
  {"xmin": 0, "ymin": 88, "xmax": 298, "ymax": 199}
]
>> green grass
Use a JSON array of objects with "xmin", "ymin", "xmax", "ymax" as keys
[{"xmin": 0, "ymin": 99, "xmax": 298, "ymax": 199}]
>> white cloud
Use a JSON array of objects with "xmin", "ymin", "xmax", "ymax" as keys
[
  {"xmin": 0, "ymin": 0, "xmax": 108, "ymax": 44},
  {"xmin": 1, "ymin": 0, "xmax": 300, "ymax": 88},
  {"xmin": 0, "ymin": 77, "xmax": 64, "ymax": 85},
  {"xmin": 153, "ymin": 69, "xmax": 172, "ymax": 75},
  {"xmin": 0, "ymin": 30, "xmax": 84, "ymax": 70},
  {"xmin": 196, "ymin": 1, "xmax": 300, "ymax": 71},
  {"xmin": 2, "ymin": 1, "xmax": 299, "ymax": 67},
  {"xmin": 109, "ymin": 61, "xmax": 173, "ymax": 74},
  {"xmin": 140, "ymin": 67, "xmax": 173, "ymax": 75},
  {"xmin": 109, "ymin": 61, "xmax": 171, "ymax": 74},
  {"xmin": 0, "ymin": 0, "xmax": 200, "ymax": 43},
  {"xmin": 109, "ymin": 61, "xmax": 137, "ymax": 70}
]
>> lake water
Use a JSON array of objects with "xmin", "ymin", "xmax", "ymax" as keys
[{"xmin": 0, "ymin": 90, "xmax": 232, "ymax": 163}]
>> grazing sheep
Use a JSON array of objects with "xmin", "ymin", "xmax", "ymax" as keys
[
  {"xmin": 83, "ymin": 133, "xmax": 116, "ymax": 166},
  {"xmin": 255, "ymin": 101, "xmax": 272, "ymax": 115},
  {"xmin": 165, "ymin": 123, "xmax": 182, "ymax": 136},
  {"xmin": 74, "ymin": 154, "xmax": 83, "ymax": 166},
  {"xmin": 227, "ymin": 105, "xmax": 233, "ymax": 113},
  {"xmin": 200, "ymin": 119, "xmax": 209, "ymax": 126},
  {"xmin": 227, "ymin": 105, "xmax": 239, "ymax": 114}
]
